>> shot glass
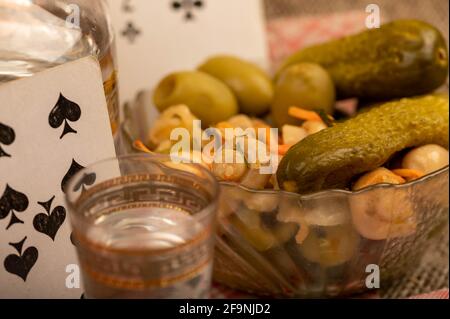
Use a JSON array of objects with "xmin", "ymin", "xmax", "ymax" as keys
[{"xmin": 65, "ymin": 154, "xmax": 219, "ymax": 299}]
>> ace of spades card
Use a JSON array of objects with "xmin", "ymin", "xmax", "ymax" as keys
[
  {"xmin": 107, "ymin": 0, "xmax": 269, "ymax": 105},
  {"xmin": 0, "ymin": 56, "xmax": 119, "ymax": 298}
]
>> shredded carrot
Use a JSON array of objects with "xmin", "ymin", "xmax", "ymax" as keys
[
  {"xmin": 288, "ymin": 106, "xmax": 323, "ymax": 122},
  {"xmin": 133, "ymin": 140, "xmax": 153, "ymax": 154},
  {"xmin": 392, "ymin": 168, "xmax": 425, "ymax": 181},
  {"xmin": 278, "ymin": 144, "xmax": 292, "ymax": 155},
  {"xmin": 215, "ymin": 121, "xmax": 233, "ymax": 129}
]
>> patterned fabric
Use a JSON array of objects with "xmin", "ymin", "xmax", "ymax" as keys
[
  {"xmin": 410, "ymin": 289, "xmax": 449, "ymax": 299},
  {"xmin": 267, "ymin": 11, "xmax": 366, "ymax": 69},
  {"xmin": 211, "ymin": 284, "xmax": 449, "ymax": 300}
]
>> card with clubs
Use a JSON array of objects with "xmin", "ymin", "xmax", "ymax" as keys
[
  {"xmin": 0, "ymin": 56, "xmax": 118, "ymax": 298},
  {"xmin": 107, "ymin": 0, "xmax": 269, "ymax": 105}
]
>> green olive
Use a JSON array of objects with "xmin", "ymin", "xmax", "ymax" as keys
[
  {"xmin": 271, "ymin": 63, "xmax": 336, "ymax": 127},
  {"xmin": 153, "ymin": 71, "xmax": 238, "ymax": 126},
  {"xmin": 198, "ymin": 55, "xmax": 274, "ymax": 116}
]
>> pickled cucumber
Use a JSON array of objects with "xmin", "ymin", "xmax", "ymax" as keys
[
  {"xmin": 276, "ymin": 20, "xmax": 449, "ymax": 100},
  {"xmin": 277, "ymin": 95, "xmax": 449, "ymax": 193},
  {"xmin": 153, "ymin": 71, "xmax": 238, "ymax": 126},
  {"xmin": 199, "ymin": 55, "xmax": 274, "ymax": 116}
]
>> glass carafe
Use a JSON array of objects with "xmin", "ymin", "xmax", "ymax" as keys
[{"xmin": 0, "ymin": 0, "xmax": 119, "ymax": 139}]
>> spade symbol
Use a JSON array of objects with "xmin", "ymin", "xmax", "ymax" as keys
[
  {"xmin": 74, "ymin": 172, "xmax": 96, "ymax": 193},
  {"xmin": 33, "ymin": 196, "xmax": 66, "ymax": 241},
  {"xmin": 61, "ymin": 159, "xmax": 96, "ymax": 193},
  {"xmin": 4, "ymin": 237, "xmax": 38, "ymax": 282},
  {"xmin": 48, "ymin": 93, "xmax": 81, "ymax": 139},
  {"xmin": 0, "ymin": 184, "xmax": 29, "ymax": 229},
  {"xmin": 61, "ymin": 159, "xmax": 85, "ymax": 193},
  {"xmin": 0, "ymin": 122, "xmax": 15, "ymax": 158}
]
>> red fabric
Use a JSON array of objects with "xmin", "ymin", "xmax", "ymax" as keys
[
  {"xmin": 267, "ymin": 11, "xmax": 367, "ymax": 69},
  {"xmin": 211, "ymin": 283, "xmax": 449, "ymax": 299},
  {"xmin": 409, "ymin": 289, "xmax": 449, "ymax": 299}
]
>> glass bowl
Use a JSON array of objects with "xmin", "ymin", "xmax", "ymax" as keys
[
  {"xmin": 119, "ymin": 90, "xmax": 449, "ymax": 297},
  {"xmin": 214, "ymin": 168, "xmax": 448, "ymax": 297}
]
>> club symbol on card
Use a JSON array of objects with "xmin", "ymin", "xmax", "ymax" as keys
[
  {"xmin": 122, "ymin": 0, "xmax": 134, "ymax": 12},
  {"xmin": 49, "ymin": 93, "xmax": 81, "ymax": 139},
  {"xmin": 171, "ymin": 0, "xmax": 204, "ymax": 21},
  {"xmin": 61, "ymin": 159, "xmax": 96, "ymax": 193},
  {"xmin": 121, "ymin": 21, "xmax": 141, "ymax": 44},
  {"xmin": 33, "ymin": 196, "xmax": 66, "ymax": 241},
  {"xmin": 0, "ymin": 184, "xmax": 29, "ymax": 229},
  {"xmin": 0, "ymin": 122, "xmax": 15, "ymax": 158},
  {"xmin": 4, "ymin": 236, "xmax": 38, "ymax": 282}
]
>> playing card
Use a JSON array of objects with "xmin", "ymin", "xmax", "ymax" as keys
[
  {"xmin": 107, "ymin": 0, "xmax": 269, "ymax": 105},
  {"xmin": 0, "ymin": 56, "xmax": 118, "ymax": 298}
]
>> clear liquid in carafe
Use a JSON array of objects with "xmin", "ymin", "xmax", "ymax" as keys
[{"xmin": 0, "ymin": 1, "xmax": 119, "ymax": 135}]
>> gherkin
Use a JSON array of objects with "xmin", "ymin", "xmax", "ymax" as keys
[
  {"xmin": 276, "ymin": 20, "xmax": 449, "ymax": 100},
  {"xmin": 277, "ymin": 94, "xmax": 449, "ymax": 193}
]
